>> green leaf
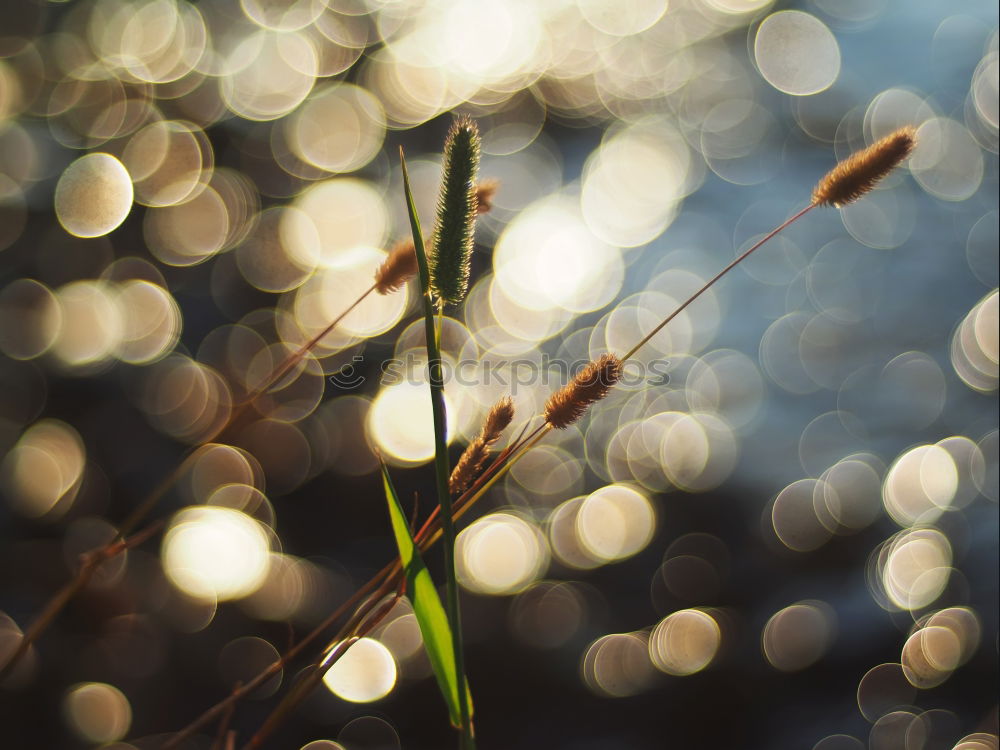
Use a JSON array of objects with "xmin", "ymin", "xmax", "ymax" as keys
[{"xmin": 380, "ymin": 460, "xmax": 471, "ymax": 729}]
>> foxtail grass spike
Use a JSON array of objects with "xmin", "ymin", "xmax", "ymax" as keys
[
  {"xmin": 374, "ymin": 239, "xmax": 418, "ymax": 295},
  {"xmin": 474, "ymin": 179, "xmax": 499, "ymax": 214},
  {"xmin": 429, "ymin": 116, "xmax": 480, "ymax": 306},
  {"xmin": 544, "ymin": 354, "xmax": 623, "ymax": 429},
  {"xmin": 811, "ymin": 126, "xmax": 917, "ymax": 208},
  {"xmin": 449, "ymin": 396, "xmax": 515, "ymax": 496}
]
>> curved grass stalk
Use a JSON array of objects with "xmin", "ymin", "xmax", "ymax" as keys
[
  {"xmin": 0, "ymin": 520, "xmax": 164, "ymax": 683},
  {"xmin": 240, "ymin": 586, "xmax": 404, "ymax": 750},
  {"xmin": 230, "ymin": 284, "xmax": 376, "ymax": 422},
  {"xmin": 621, "ymin": 204, "xmax": 813, "ymax": 362},
  {"xmin": 159, "ymin": 553, "xmax": 400, "ymax": 750}
]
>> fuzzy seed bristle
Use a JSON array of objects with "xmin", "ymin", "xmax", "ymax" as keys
[
  {"xmin": 429, "ymin": 116, "xmax": 481, "ymax": 306},
  {"xmin": 449, "ymin": 396, "xmax": 515, "ymax": 495},
  {"xmin": 474, "ymin": 179, "xmax": 499, "ymax": 214},
  {"xmin": 544, "ymin": 354, "xmax": 623, "ymax": 430},
  {"xmin": 480, "ymin": 396, "xmax": 514, "ymax": 442},
  {"xmin": 374, "ymin": 239, "xmax": 418, "ymax": 295},
  {"xmin": 812, "ymin": 127, "xmax": 917, "ymax": 208}
]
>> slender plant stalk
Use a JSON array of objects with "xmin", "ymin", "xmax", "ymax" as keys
[
  {"xmin": 1, "ymin": 449, "xmax": 204, "ymax": 680},
  {"xmin": 210, "ymin": 683, "xmax": 239, "ymax": 750},
  {"xmin": 235, "ymin": 284, "xmax": 376, "ymax": 413},
  {"xmin": 621, "ymin": 204, "xmax": 813, "ymax": 362},
  {"xmin": 159, "ymin": 555, "xmax": 399, "ymax": 749},
  {"xmin": 241, "ymin": 588, "xmax": 403, "ymax": 750},
  {"xmin": 0, "ymin": 520, "xmax": 163, "ymax": 682},
  {"xmin": 400, "ymin": 146, "xmax": 473, "ymax": 747}
]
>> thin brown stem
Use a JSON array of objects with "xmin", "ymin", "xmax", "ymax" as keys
[
  {"xmin": 0, "ymin": 445, "xmax": 199, "ymax": 680},
  {"xmin": 210, "ymin": 682, "xmax": 239, "ymax": 750},
  {"xmin": 414, "ymin": 419, "xmax": 543, "ymax": 543},
  {"xmin": 0, "ymin": 519, "xmax": 164, "ymax": 683},
  {"xmin": 228, "ymin": 283, "xmax": 377, "ymax": 426},
  {"xmin": 1, "ymin": 447, "xmax": 202, "ymax": 680},
  {"xmin": 241, "ymin": 582, "xmax": 404, "ymax": 750},
  {"xmin": 118, "ymin": 447, "xmax": 210, "ymax": 538},
  {"xmin": 621, "ymin": 204, "xmax": 814, "ymax": 363},
  {"xmin": 160, "ymin": 557, "xmax": 398, "ymax": 750}
]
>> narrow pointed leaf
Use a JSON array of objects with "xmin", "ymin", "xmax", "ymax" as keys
[{"xmin": 380, "ymin": 460, "xmax": 471, "ymax": 728}]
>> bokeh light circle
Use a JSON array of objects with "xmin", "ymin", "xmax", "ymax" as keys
[
  {"xmin": 754, "ymin": 11, "xmax": 841, "ymax": 96},
  {"xmin": 54, "ymin": 153, "xmax": 133, "ymax": 238},
  {"xmin": 62, "ymin": 682, "xmax": 131, "ymax": 743},
  {"xmin": 368, "ymin": 381, "xmax": 456, "ymax": 466},
  {"xmin": 649, "ymin": 609, "xmax": 721, "ymax": 676},
  {"xmin": 162, "ymin": 506, "xmax": 271, "ymax": 602},
  {"xmin": 457, "ymin": 513, "xmax": 549, "ymax": 595},
  {"xmin": 576, "ymin": 484, "xmax": 656, "ymax": 563},
  {"xmin": 322, "ymin": 637, "xmax": 397, "ymax": 703}
]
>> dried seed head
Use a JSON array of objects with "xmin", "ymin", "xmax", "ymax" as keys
[
  {"xmin": 429, "ymin": 116, "xmax": 480, "ymax": 306},
  {"xmin": 449, "ymin": 440, "xmax": 488, "ymax": 497},
  {"xmin": 544, "ymin": 354, "xmax": 623, "ymax": 430},
  {"xmin": 374, "ymin": 239, "xmax": 417, "ymax": 295},
  {"xmin": 474, "ymin": 179, "xmax": 500, "ymax": 214},
  {"xmin": 812, "ymin": 127, "xmax": 917, "ymax": 208},
  {"xmin": 449, "ymin": 396, "xmax": 515, "ymax": 495},
  {"xmin": 480, "ymin": 395, "xmax": 514, "ymax": 442}
]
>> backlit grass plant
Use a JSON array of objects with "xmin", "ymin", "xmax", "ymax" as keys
[{"xmin": 2, "ymin": 121, "xmax": 919, "ymax": 749}]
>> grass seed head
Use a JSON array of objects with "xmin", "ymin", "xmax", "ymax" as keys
[
  {"xmin": 811, "ymin": 126, "xmax": 917, "ymax": 208},
  {"xmin": 429, "ymin": 116, "xmax": 480, "ymax": 306},
  {"xmin": 544, "ymin": 354, "xmax": 623, "ymax": 430},
  {"xmin": 374, "ymin": 239, "xmax": 418, "ymax": 295},
  {"xmin": 449, "ymin": 396, "xmax": 515, "ymax": 495}
]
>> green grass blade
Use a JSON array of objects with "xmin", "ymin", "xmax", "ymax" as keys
[
  {"xmin": 380, "ymin": 460, "xmax": 470, "ymax": 728},
  {"xmin": 399, "ymin": 147, "xmax": 474, "ymax": 747}
]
